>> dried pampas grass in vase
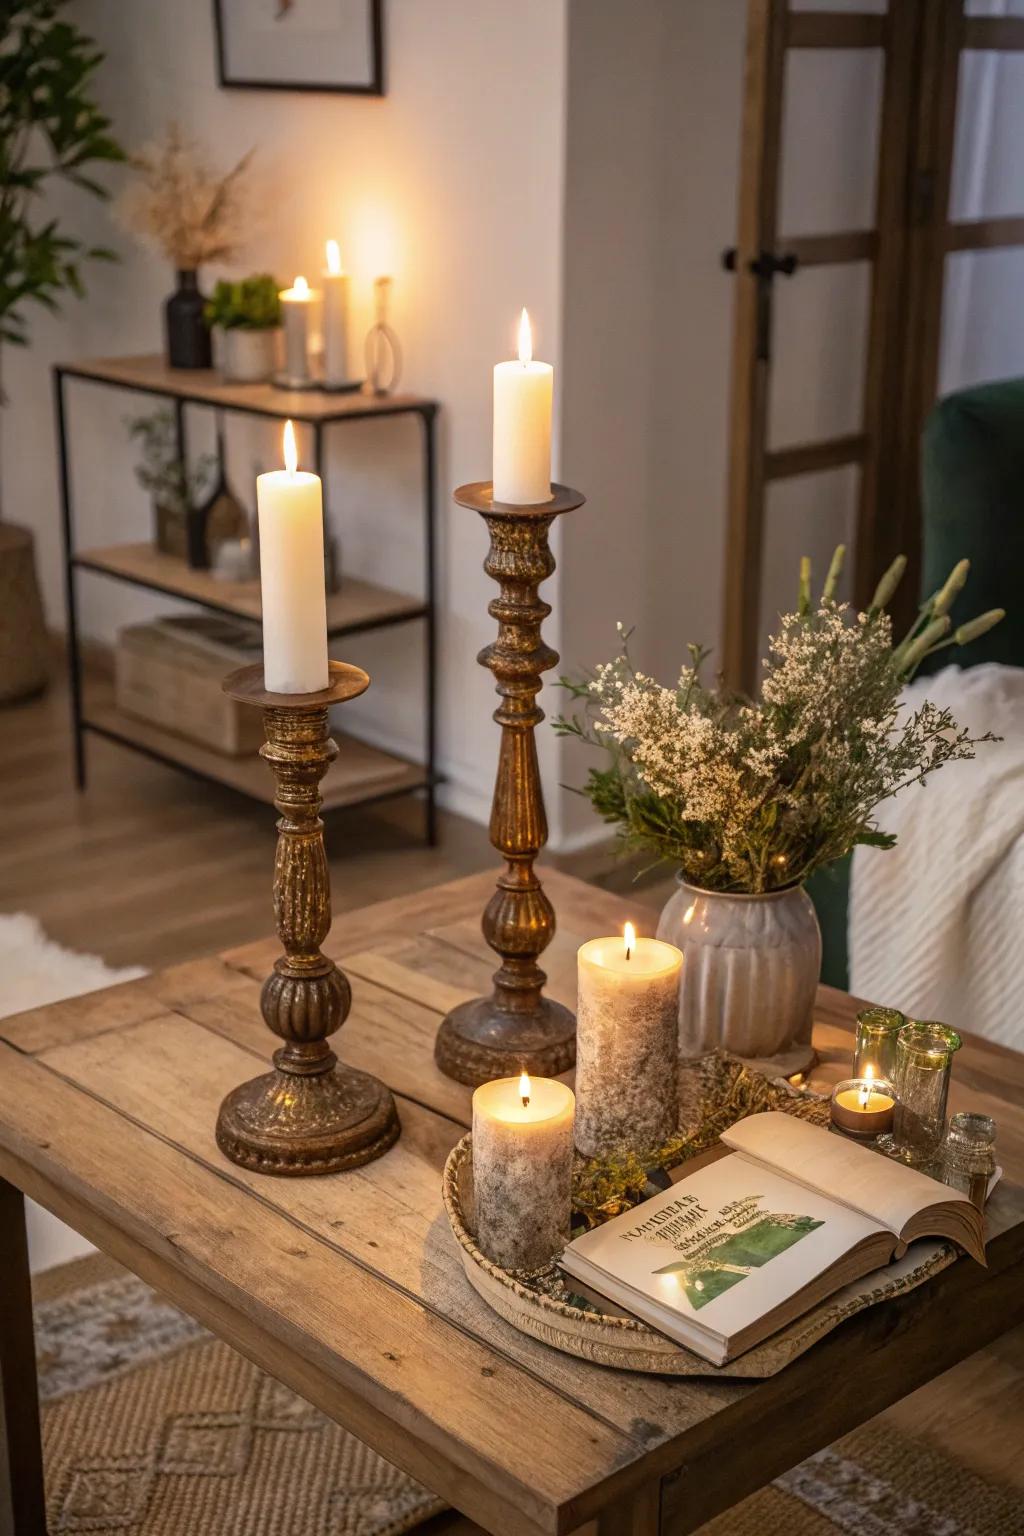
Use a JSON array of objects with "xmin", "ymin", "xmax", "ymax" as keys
[{"xmin": 117, "ymin": 123, "xmax": 258, "ymax": 369}]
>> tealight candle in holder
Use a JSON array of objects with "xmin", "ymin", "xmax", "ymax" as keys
[
  {"xmin": 575, "ymin": 926, "xmax": 682, "ymax": 1159},
  {"xmin": 829, "ymin": 1066, "xmax": 896, "ymax": 1139},
  {"xmin": 471, "ymin": 1073, "xmax": 575, "ymax": 1272}
]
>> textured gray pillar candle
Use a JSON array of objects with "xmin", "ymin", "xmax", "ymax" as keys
[
  {"xmin": 575, "ymin": 929, "xmax": 682, "ymax": 1159},
  {"xmin": 471, "ymin": 1074, "xmax": 575, "ymax": 1271}
]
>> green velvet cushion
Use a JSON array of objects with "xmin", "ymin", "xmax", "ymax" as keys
[
  {"xmin": 917, "ymin": 376, "xmax": 1024, "ymax": 674},
  {"xmin": 811, "ymin": 376, "xmax": 1024, "ymax": 988}
]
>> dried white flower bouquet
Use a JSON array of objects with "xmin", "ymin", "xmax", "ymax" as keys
[
  {"xmin": 555, "ymin": 549, "xmax": 1004, "ymax": 895},
  {"xmin": 116, "ymin": 123, "xmax": 256, "ymax": 270}
]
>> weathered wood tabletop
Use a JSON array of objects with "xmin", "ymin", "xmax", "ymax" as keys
[{"xmin": 1, "ymin": 869, "xmax": 1022, "ymax": 1536}]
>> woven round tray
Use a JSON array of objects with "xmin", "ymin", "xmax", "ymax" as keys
[{"xmin": 442, "ymin": 1053, "xmax": 957, "ymax": 1378}]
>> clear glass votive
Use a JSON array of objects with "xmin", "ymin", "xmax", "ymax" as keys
[
  {"xmin": 942, "ymin": 1111, "xmax": 996, "ymax": 1209},
  {"xmin": 882, "ymin": 1021, "xmax": 962, "ymax": 1167},
  {"xmin": 854, "ymin": 1006, "xmax": 905, "ymax": 1083}
]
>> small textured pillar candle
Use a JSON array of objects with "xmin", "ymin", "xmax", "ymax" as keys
[
  {"xmin": 492, "ymin": 308, "xmax": 553, "ymax": 505},
  {"xmin": 472, "ymin": 1073, "xmax": 575, "ymax": 1271},
  {"xmin": 280, "ymin": 274, "xmax": 317, "ymax": 385},
  {"xmin": 321, "ymin": 240, "xmax": 351, "ymax": 386},
  {"xmin": 256, "ymin": 420, "xmax": 329, "ymax": 694},
  {"xmin": 575, "ymin": 928, "xmax": 683, "ymax": 1159}
]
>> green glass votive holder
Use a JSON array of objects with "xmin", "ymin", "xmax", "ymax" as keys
[
  {"xmin": 880, "ymin": 1021, "xmax": 962, "ymax": 1168},
  {"xmin": 853, "ymin": 1006, "xmax": 906, "ymax": 1082}
]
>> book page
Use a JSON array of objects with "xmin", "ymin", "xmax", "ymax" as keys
[
  {"xmin": 721, "ymin": 1112, "xmax": 972, "ymax": 1237},
  {"xmin": 565, "ymin": 1153, "xmax": 884, "ymax": 1345}
]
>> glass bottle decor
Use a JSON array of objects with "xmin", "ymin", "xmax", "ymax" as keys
[
  {"xmin": 881, "ymin": 1021, "xmax": 962, "ymax": 1167},
  {"xmin": 854, "ymin": 1006, "xmax": 905, "ymax": 1082},
  {"xmin": 165, "ymin": 269, "xmax": 212, "ymax": 370},
  {"xmin": 942, "ymin": 1111, "xmax": 996, "ymax": 1209}
]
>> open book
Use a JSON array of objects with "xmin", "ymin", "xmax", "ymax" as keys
[{"xmin": 561, "ymin": 1112, "xmax": 985, "ymax": 1366}]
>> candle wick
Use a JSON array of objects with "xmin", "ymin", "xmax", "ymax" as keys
[
  {"xmin": 625, "ymin": 946, "xmax": 631, "ymax": 962},
  {"xmin": 521, "ymin": 1092, "xmax": 530, "ymax": 1109}
]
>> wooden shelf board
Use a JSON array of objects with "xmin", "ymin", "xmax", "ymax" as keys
[
  {"xmin": 75, "ymin": 543, "xmax": 426, "ymax": 637},
  {"xmin": 82, "ymin": 692, "xmax": 429, "ymax": 812},
  {"xmin": 58, "ymin": 354, "xmax": 435, "ymax": 423}
]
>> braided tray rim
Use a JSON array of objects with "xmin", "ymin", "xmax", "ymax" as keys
[{"xmin": 442, "ymin": 1053, "xmax": 959, "ymax": 1377}]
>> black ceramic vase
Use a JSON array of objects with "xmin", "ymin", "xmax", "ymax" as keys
[{"xmin": 165, "ymin": 270, "xmax": 211, "ymax": 369}]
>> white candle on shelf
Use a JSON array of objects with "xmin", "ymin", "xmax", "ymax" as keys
[
  {"xmin": 472, "ymin": 1072, "xmax": 575, "ymax": 1271},
  {"xmin": 321, "ymin": 239, "xmax": 351, "ymax": 387},
  {"xmin": 279, "ymin": 274, "xmax": 318, "ymax": 385},
  {"xmin": 256, "ymin": 419, "xmax": 329, "ymax": 694},
  {"xmin": 492, "ymin": 308, "xmax": 553, "ymax": 505},
  {"xmin": 575, "ymin": 926, "xmax": 683, "ymax": 1159}
]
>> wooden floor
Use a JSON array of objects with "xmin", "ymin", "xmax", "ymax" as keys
[
  {"xmin": 1, "ymin": 670, "xmax": 1021, "ymax": 1525},
  {"xmin": 0, "ymin": 671, "xmax": 493, "ymax": 971}
]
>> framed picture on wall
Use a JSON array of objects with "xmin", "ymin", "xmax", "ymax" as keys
[{"xmin": 213, "ymin": 0, "xmax": 384, "ymax": 95}]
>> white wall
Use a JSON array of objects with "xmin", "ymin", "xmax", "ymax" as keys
[
  {"xmin": 552, "ymin": 0, "xmax": 743, "ymax": 850},
  {"xmin": 6, "ymin": 0, "xmax": 755, "ymax": 856},
  {"xmin": 4, "ymin": 0, "xmax": 569, "ymax": 826}
]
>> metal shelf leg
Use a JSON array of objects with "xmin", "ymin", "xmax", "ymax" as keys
[
  {"xmin": 54, "ymin": 367, "xmax": 86, "ymax": 790},
  {"xmin": 422, "ymin": 406, "xmax": 439, "ymax": 847}
]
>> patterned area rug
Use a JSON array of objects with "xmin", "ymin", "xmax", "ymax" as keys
[
  {"xmin": 36, "ymin": 1256, "xmax": 445, "ymax": 1536},
  {"xmin": 35, "ymin": 1256, "xmax": 1023, "ymax": 1536}
]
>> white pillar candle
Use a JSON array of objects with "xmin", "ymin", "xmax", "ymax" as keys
[
  {"xmin": 257, "ymin": 419, "xmax": 329, "ymax": 694},
  {"xmin": 321, "ymin": 239, "xmax": 352, "ymax": 387},
  {"xmin": 472, "ymin": 1073, "xmax": 575, "ymax": 1271},
  {"xmin": 492, "ymin": 308, "xmax": 553, "ymax": 505},
  {"xmin": 279, "ymin": 274, "xmax": 318, "ymax": 385},
  {"xmin": 575, "ymin": 927, "xmax": 683, "ymax": 1160}
]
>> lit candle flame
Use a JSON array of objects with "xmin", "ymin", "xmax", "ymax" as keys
[
  {"xmin": 858, "ymin": 1064, "xmax": 874, "ymax": 1109},
  {"xmin": 293, "ymin": 274, "xmax": 310, "ymax": 298},
  {"xmin": 518, "ymin": 307, "xmax": 532, "ymax": 365},
  {"xmin": 283, "ymin": 419, "xmax": 298, "ymax": 476},
  {"xmin": 519, "ymin": 1070, "xmax": 531, "ymax": 1109},
  {"xmin": 624, "ymin": 922, "xmax": 636, "ymax": 961},
  {"xmin": 325, "ymin": 239, "xmax": 342, "ymax": 276}
]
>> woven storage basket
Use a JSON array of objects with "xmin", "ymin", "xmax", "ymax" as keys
[
  {"xmin": 0, "ymin": 523, "xmax": 48, "ymax": 704},
  {"xmin": 115, "ymin": 615, "xmax": 264, "ymax": 756}
]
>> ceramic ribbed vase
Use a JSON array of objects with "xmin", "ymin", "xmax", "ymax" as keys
[{"xmin": 656, "ymin": 875, "xmax": 820, "ymax": 1077}]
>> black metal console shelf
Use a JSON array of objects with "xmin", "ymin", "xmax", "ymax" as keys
[{"xmin": 54, "ymin": 355, "xmax": 439, "ymax": 842}]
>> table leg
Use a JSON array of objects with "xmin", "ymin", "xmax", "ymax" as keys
[
  {"xmin": 590, "ymin": 1481, "xmax": 661, "ymax": 1535},
  {"xmin": 0, "ymin": 1181, "xmax": 46, "ymax": 1536}
]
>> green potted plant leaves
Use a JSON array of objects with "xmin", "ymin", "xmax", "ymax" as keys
[
  {"xmin": 127, "ymin": 410, "xmax": 216, "ymax": 560},
  {"xmin": 0, "ymin": 0, "xmax": 123, "ymax": 703},
  {"xmin": 204, "ymin": 274, "xmax": 281, "ymax": 383}
]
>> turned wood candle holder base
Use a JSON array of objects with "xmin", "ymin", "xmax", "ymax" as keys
[
  {"xmin": 434, "ymin": 483, "xmax": 584, "ymax": 1087},
  {"xmin": 215, "ymin": 663, "xmax": 400, "ymax": 1176}
]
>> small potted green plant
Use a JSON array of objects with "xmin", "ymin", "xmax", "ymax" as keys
[
  {"xmin": 127, "ymin": 411, "xmax": 215, "ymax": 559},
  {"xmin": 205, "ymin": 274, "xmax": 281, "ymax": 383}
]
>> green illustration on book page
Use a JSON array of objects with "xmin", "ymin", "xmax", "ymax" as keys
[{"xmin": 627, "ymin": 1193, "xmax": 824, "ymax": 1310}]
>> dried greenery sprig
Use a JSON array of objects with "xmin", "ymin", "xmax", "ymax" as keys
[
  {"xmin": 115, "ymin": 123, "xmax": 256, "ymax": 270},
  {"xmin": 554, "ymin": 548, "xmax": 1004, "ymax": 895}
]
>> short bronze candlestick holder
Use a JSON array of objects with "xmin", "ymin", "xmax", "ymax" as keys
[
  {"xmin": 435, "ymin": 481, "xmax": 585, "ymax": 1086},
  {"xmin": 216, "ymin": 661, "xmax": 400, "ymax": 1175}
]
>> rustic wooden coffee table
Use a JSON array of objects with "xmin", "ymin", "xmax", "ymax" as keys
[{"xmin": 2, "ymin": 870, "xmax": 1022, "ymax": 1536}]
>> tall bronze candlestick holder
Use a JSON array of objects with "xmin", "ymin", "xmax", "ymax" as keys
[
  {"xmin": 435, "ymin": 481, "xmax": 585, "ymax": 1086},
  {"xmin": 216, "ymin": 661, "xmax": 400, "ymax": 1175}
]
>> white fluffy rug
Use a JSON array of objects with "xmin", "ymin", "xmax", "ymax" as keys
[
  {"xmin": 0, "ymin": 912, "xmax": 145, "ymax": 1018},
  {"xmin": 0, "ymin": 912, "xmax": 146, "ymax": 1270}
]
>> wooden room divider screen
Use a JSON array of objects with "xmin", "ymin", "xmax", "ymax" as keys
[{"xmin": 723, "ymin": 0, "xmax": 1024, "ymax": 693}]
